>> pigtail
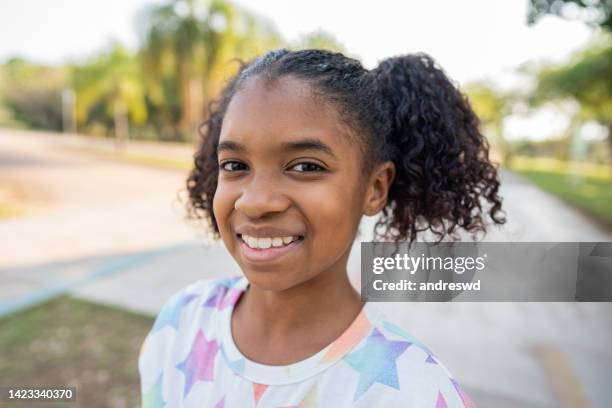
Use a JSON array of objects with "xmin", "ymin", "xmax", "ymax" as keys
[{"xmin": 372, "ymin": 53, "xmax": 505, "ymax": 243}]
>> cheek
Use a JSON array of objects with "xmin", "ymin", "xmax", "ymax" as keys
[
  {"xmin": 212, "ymin": 183, "xmax": 234, "ymax": 237},
  {"xmin": 301, "ymin": 175, "xmax": 364, "ymax": 247}
]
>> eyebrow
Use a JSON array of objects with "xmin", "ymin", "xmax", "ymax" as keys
[
  {"xmin": 217, "ymin": 138, "xmax": 337, "ymax": 158},
  {"xmin": 217, "ymin": 140, "xmax": 245, "ymax": 154}
]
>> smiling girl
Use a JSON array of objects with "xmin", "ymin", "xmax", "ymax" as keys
[{"xmin": 139, "ymin": 49, "xmax": 504, "ymax": 407}]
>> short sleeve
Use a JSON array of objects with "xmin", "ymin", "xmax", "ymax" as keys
[
  {"xmin": 367, "ymin": 315, "xmax": 476, "ymax": 407},
  {"xmin": 138, "ymin": 286, "xmax": 190, "ymax": 400},
  {"xmin": 138, "ymin": 277, "xmax": 237, "ymax": 407},
  {"xmin": 404, "ymin": 351, "xmax": 476, "ymax": 407}
]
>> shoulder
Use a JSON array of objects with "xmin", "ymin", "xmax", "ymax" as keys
[
  {"xmin": 138, "ymin": 275, "xmax": 244, "ymax": 391},
  {"xmin": 151, "ymin": 275, "xmax": 243, "ymax": 330},
  {"xmin": 358, "ymin": 304, "xmax": 475, "ymax": 407}
]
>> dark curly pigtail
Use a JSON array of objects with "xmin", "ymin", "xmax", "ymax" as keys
[{"xmin": 371, "ymin": 54, "xmax": 505, "ymax": 243}]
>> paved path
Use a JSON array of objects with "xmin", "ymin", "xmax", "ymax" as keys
[{"xmin": 1, "ymin": 129, "xmax": 611, "ymax": 407}]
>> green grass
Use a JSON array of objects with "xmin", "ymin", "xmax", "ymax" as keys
[
  {"xmin": 0, "ymin": 296, "xmax": 154, "ymax": 407},
  {"xmin": 510, "ymin": 156, "xmax": 612, "ymax": 227}
]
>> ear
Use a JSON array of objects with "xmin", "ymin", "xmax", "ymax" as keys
[{"xmin": 363, "ymin": 161, "xmax": 395, "ymax": 216}]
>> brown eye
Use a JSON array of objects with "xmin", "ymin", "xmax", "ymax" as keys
[
  {"xmin": 290, "ymin": 162, "xmax": 325, "ymax": 173},
  {"xmin": 219, "ymin": 161, "xmax": 248, "ymax": 172}
]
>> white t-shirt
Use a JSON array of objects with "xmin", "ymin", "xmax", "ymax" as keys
[{"xmin": 138, "ymin": 276, "xmax": 475, "ymax": 407}]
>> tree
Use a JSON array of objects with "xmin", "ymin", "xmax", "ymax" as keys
[
  {"xmin": 527, "ymin": 0, "xmax": 612, "ymax": 31},
  {"xmin": 72, "ymin": 45, "xmax": 147, "ymax": 146},
  {"xmin": 139, "ymin": 0, "xmax": 282, "ymax": 139},
  {"xmin": 1, "ymin": 58, "xmax": 68, "ymax": 131},
  {"xmin": 529, "ymin": 35, "xmax": 612, "ymax": 159},
  {"xmin": 464, "ymin": 81, "xmax": 515, "ymax": 164}
]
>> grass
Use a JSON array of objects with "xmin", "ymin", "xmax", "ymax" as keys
[
  {"xmin": 510, "ymin": 156, "xmax": 612, "ymax": 228},
  {"xmin": 0, "ymin": 296, "xmax": 154, "ymax": 407}
]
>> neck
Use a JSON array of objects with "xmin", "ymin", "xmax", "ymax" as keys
[{"xmin": 236, "ymin": 265, "xmax": 363, "ymax": 336}]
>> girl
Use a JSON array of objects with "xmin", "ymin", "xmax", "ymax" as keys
[{"xmin": 139, "ymin": 49, "xmax": 505, "ymax": 407}]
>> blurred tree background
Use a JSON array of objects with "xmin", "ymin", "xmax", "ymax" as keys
[
  {"xmin": 457, "ymin": 0, "xmax": 612, "ymax": 169},
  {"xmin": 527, "ymin": 0, "xmax": 611, "ymax": 30},
  {"xmin": 528, "ymin": 36, "xmax": 612, "ymax": 161},
  {"xmin": 478, "ymin": 0, "xmax": 612, "ymax": 227},
  {"xmin": 0, "ymin": 58, "xmax": 68, "ymax": 131},
  {"xmin": 0, "ymin": 0, "xmax": 609, "ymax": 168},
  {"xmin": 463, "ymin": 81, "xmax": 517, "ymax": 164},
  {"xmin": 0, "ymin": 0, "xmax": 342, "ymax": 143},
  {"xmin": 512, "ymin": 0, "xmax": 612, "ymax": 164}
]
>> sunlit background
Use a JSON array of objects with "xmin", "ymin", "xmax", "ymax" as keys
[{"xmin": 0, "ymin": 0, "xmax": 610, "ymax": 407}]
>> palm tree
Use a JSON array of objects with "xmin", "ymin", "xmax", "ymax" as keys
[
  {"xmin": 139, "ymin": 0, "xmax": 282, "ymax": 139},
  {"xmin": 72, "ymin": 44, "xmax": 147, "ymax": 147}
]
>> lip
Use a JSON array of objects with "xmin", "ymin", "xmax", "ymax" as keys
[{"xmin": 238, "ymin": 235, "xmax": 303, "ymax": 263}]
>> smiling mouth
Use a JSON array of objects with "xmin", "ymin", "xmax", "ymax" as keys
[{"xmin": 237, "ymin": 233, "xmax": 304, "ymax": 250}]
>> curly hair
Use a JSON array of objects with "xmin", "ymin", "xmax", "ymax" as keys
[{"xmin": 186, "ymin": 48, "xmax": 506, "ymax": 243}]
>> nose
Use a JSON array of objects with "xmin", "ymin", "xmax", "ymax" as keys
[{"xmin": 234, "ymin": 172, "xmax": 290, "ymax": 219}]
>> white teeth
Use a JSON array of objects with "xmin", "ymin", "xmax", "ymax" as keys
[
  {"xmin": 241, "ymin": 234, "xmax": 299, "ymax": 249},
  {"xmin": 258, "ymin": 237, "xmax": 272, "ymax": 249}
]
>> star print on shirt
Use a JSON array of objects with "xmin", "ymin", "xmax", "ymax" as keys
[
  {"xmin": 252, "ymin": 382, "xmax": 268, "ymax": 405},
  {"xmin": 451, "ymin": 378, "xmax": 477, "ymax": 408},
  {"xmin": 203, "ymin": 287, "xmax": 242, "ymax": 310},
  {"xmin": 436, "ymin": 391, "xmax": 448, "ymax": 408},
  {"xmin": 175, "ymin": 330, "xmax": 219, "ymax": 397},
  {"xmin": 152, "ymin": 293, "xmax": 198, "ymax": 332},
  {"xmin": 142, "ymin": 373, "xmax": 165, "ymax": 408},
  {"xmin": 344, "ymin": 328, "xmax": 411, "ymax": 401},
  {"xmin": 383, "ymin": 320, "xmax": 438, "ymax": 364}
]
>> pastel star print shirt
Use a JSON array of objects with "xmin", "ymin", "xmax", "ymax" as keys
[{"xmin": 139, "ymin": 276, "xmax": 475, "ymax": 407}]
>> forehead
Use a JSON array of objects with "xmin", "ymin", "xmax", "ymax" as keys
[{"xmin": 219, "ymin": 75, "xmax": 353, "ymax": 150}]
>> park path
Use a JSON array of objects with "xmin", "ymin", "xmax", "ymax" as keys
[{"xmin": 1, "ymin": 128, "xmax": 611, "ymax": 407}]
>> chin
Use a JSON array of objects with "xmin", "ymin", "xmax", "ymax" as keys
[{"xmin": 241, "ymin": 267, "xmax": 309, "ymax": 292}]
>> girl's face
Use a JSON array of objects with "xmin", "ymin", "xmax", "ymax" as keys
[{"xmin": 213, "ymin": 75, "xmax": 392, "ymax": 291}]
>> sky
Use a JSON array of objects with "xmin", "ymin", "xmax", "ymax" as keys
[{"xmin": 0, "ymin": 0, "xmax": 600, "ymax": 139}]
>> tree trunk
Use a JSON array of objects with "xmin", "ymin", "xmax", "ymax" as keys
[
  {"xmin": 114, "ymin": 100, "xmax": 129, "ymax": 151},
  {"xmin": 179, "ymin": 77, "xmax": 203, "ymax": 139},
  {"xmin": 607, "ymin": 123, "xmax": 612, "ymax": 177},
  {"xmin": 608, "ymin": 123, "xmax": 612, "ymax": 163}
]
